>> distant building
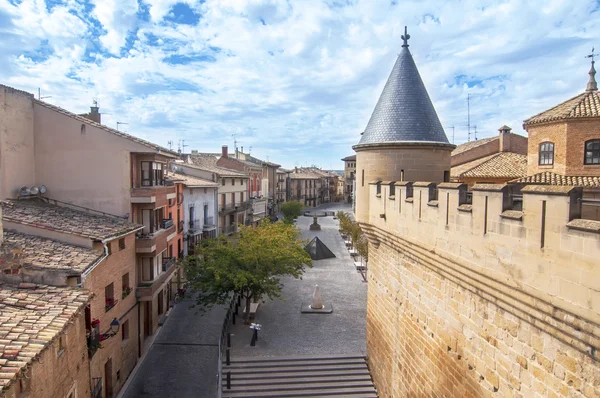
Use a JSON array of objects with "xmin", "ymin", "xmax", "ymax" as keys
[
  {"xmin": 450, "ymin": 125, "xmax": 528, "ymax": 186},
  {"xmin": 288, "ymin": 168, "xmax": 322, "ymax": 207},
  {"xmin": 276, "ymin": 168, "xmax": 290, "ymax": 206},
  {"xmin": 342, "ymin": 154, "xmax": 356, "ymax": 203}
]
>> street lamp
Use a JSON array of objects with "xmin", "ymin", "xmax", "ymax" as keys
[{"xmin": 109, "ymin": 318, "xmax": 120, "ymax": 335}]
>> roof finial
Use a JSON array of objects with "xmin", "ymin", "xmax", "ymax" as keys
[
  {"xmin": 401, "ymin": 26, "xmax": 410, "ymax": 48},
  {"xmin": 585, "ymin": 47, "xmax": 598, "ymax": 92}
]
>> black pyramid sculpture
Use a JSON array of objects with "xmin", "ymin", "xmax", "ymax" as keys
[
  {"xmin": 357, "ymin": 29, "xmax": 450, "ymax": 147},
  {"xmin": 304, "ymin": 237, "xmax": 336, "ymax": 260}
]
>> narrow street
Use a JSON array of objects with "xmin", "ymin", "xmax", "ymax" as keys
[{"xmin": 120, "ymin": 298, "xmax": 228, "ymax": 398}]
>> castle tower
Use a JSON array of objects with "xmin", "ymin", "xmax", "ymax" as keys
[{"xmin": 353, "ymin": 27, "xmax": 455, "ymax": 222}]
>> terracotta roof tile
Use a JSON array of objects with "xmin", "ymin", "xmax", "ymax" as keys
[
  {"xmin": 1, "ymin": 230, "xmax": 103, "ymax": 274},
  {"xmin": 1, "ymin": 199, "xmax": 142, "ymax": 241},
  {"xmin": 185, "ymin": 157, "xmax": 247, "ymax": 177},
  {"xmin": 524, "ymin": 91, "xmax": 600, "ymax": 126},
  {"xmin": 451, "ymin": 136, "xmax": 498, "ymax": 157},
  {"xmin": 510, "ymin": 171, "xmax": 600, "ymax": 188},
  {"xmin": 457, "ymin": 152, "xmax": 527, "ymax": 179},
  {"xmin": 0, "ymin": 284, "xmax": 91, "ymax": 392},
  {"xmin": 341, "ymin": 155, "xmax": 356, "ymax": 161},
  {"xmin": 167, "ymin": 172, "xmax": 219, "ymax": 188}
]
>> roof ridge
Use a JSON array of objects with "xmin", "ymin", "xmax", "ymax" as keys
[
  {"xmin": 34, "ymin": 100, "xmax": 178, "ymax": 156},
  {"xmin": 523, "ymin": 91, "xmax": 588, "ymax": 125}
]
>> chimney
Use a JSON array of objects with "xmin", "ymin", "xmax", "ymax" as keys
[
  {"xmin": 235, "ymin": 147, "xmax": 239, "ymax": 159},
  {"xmin": 241, "ymin": 146, "xmax": 244, "ymax": 154},
  {"xmin": 80, "ymin": 100, "xmax": 101, "ymax": 124},
  {"xmin": 498, "ymin": 125, "xmax": 512, "ymax": 152},
  {"xmin": 222, "ymin": 145, "xmax": 228, "ymax": 158}
]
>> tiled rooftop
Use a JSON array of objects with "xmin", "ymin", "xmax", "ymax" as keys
[
  {"xmin": 451, "ymin": 136, "xmax": 498, "ymax": 157},
  {"xmin": 0, "ymin": 283, "xmax": 92, "ymax": 391},
  {"xmin": 523, "ymin": 90, "xmax": 600, "ymax": 126},
  {"xmin": 341, "ymin": 155, "xmax": 356, "ymax": 161},
  {"xmin": 1, "ymin": 230, "xmax": 103, "ymax": 274},
  {"xmin": 0, "ymin": 199, "xmax": 142, "ymax": 241},
  {"xmin": 510, "ymin": 171, "xmax": 600, "ymax": 188},
  {"xmin": 289, "ymin": 172, "xmax": 321, "ymax": 180},
  {"xmin": 186, "ymin": 156, "xmax": 247, "ymax": 177},
  {"xmin": 452, "ymin": 152, "xmax": 527, "ymax": 179},
  {"xmin": 167, "ymin": 172, "xmax": 219, "ymax": 188}
]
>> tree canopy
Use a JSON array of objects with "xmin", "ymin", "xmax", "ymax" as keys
[
  {"xmin": 281, "ymin": 201, "xmax": 304, "ymax": 224},
  {"xmin": 181, "ymin": 220, "xmax": 312, "ymax": 322}
]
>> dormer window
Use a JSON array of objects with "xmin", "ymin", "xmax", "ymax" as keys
[
  {"xmin": 539, "ymin": 142, "xmax": 554, "ymax": 165},
  {"xmin": 584, "ymin": 140, "xmax": 600, "ymax": 165}
]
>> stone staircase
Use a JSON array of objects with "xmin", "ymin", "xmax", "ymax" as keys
[{"xmin": 222, "ymin": 355, "xmax": 378, "ymax": 397}]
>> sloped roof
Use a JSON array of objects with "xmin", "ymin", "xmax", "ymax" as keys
[
  {"xmin": 355, "ymin": 45, "xmax": 451, "ymax": 147},
  {"xmin": 341, "ymin": 155, "xmax": 356, "ymax": 161},
  {"xmin": 168, "ymin": 172, "xmax": 219, "ymax": 188},
  {"xmin": 34, "ymin": 100, "xmax": 178, "ymax": 156},
  {"xmin": 451, "ymin": 136, "xmax": 498, "ymax": 157},
  {"xmin": 510, "ymin": 171, "xmax": 600, "ymax": 188},
  {"xmin": 523, "ymin": 90, "xmax": 600, "ymax": 126},
  {"xmin": 1, "ymin": 230, "xmax": 104, "ymax": 274},
  {"xmin": 0, "ymin": 199, "xmax": 142, "ymax": 241},
  {"xmin": 0, "ymin": 283, "xmax": 92, "ymax": 391},
  {"xmin": 453, "ymin": 152, "xmax": 527, "ymax": 179},
  {"xmin": 186, "ymin": 156, "xmax": 247, "ymax": 177}
]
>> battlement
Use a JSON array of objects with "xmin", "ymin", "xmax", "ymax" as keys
[{"xmin": 367, "ymin": 180, "xmax": 600, "ymax": 325}]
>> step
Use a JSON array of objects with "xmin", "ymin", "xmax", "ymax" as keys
[
  {"xmin": 222, "ymin": 374, "xmax": 373, "ymax": 386},
  {"xmin": 223, "ymin": 364, "xmax": 368, "ymax": 375},
  {"xmin": 223, "ymin": 381, "xmax": 376, "ymax": 393},
  {"xmin": 222, "ymin": 386, "xmax": 378, "ymax": 398},
  {"xmin": 227, "ymin": 355, "xmax": 366, "ymax": 363},
  {"xmin": 224, "ymin": 358, "xmax": 367, "ymax": 369},
  {"xmin": 222, "ymin": 369, "xmax": 371, "ymax": 380}
]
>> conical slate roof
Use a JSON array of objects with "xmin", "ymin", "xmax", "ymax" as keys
[{"xmin": 356, "ymin": 44, "xmax": 450, "ymax": 147}]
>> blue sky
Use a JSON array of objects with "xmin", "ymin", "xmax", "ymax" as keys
[{"xmin": 1, "ymin": 0, "xmax": 599, "ymax": 170}]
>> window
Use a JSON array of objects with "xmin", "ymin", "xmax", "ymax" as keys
[
  {"xmin": 222, "ymin": 178, "xmax": 225, "ymax": 186},
  {"xmin": 119, "ymin": 238, "xmax": 126, "ymax": 250},
  {"xmin": 57, "ymin": 334, "xmax": 66, "ymax": 356},
  {"xmin": 240, "ymin": 179, "xmax": 243, "ymax": 185},
  {"xmin": 107, "ymin": 242, "xmax": 112, "ymax": 255},
  {"xmin": 122, "ymin": 273, "xmax": 130, "ymax": 298},
  {"xmin": 121, "ymin": 320, "xmax": 129, "ymax": 341},
  {"xmin": 444, "ymin": 170, "xmax": 450, "ymax": 182},
  {"xmin": 105, "ymin": 283, "xmax": 116, "ymax": 312},
  {"xmin": 361, "ymin": 170, "xmax": 364, "ymax": 187},
  {"xmin": 584, "ymin": 140, "xmax": 600, "ymax": 164},
  {"xmin": 141, "ymin": 161, "xmax": 165, "ymax": 186},
  {"xmin": 539, "ymin": 142, "xmax": 554, "ymax": 165},
  {"xmin": 141, "ymin": 161, "xmax": 151, "ymax": 186}
]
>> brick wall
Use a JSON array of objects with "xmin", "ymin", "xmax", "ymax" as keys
[
  {"xmin": 452, "ymin": 139, "xmax": 499, "ymax": 167},
  {"xmin": 363, "ymin": 183, "xmax": 600, "ymax": 397},
  {"xmin": 3, "ymin": 312, "xmax": 91, "ymax": 398},
  {"xmin": 526, "ymin": 123, "xmax": 569, "ymax": 176},
  {"xmin": 86, "ymin": 232, "xmax": 139, "ymax": 396},
  {"xmin": 565, "ymin": 121, "xmax": 600, "ymax": 176}
]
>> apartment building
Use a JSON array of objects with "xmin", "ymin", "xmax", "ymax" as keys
[
  {"xmin": 168, "ymin": 171, "xmax": 219, "ymax": 255},
  {"xmin": 288, "ymin": 169, "xmax": 322, "ymax": 207},
  {"xmin": 341, "ymin": 154, "xmax": 356, "ymax": 203},
  {"xmin": 177, "ymin": 157, "xmax": 249, "ymax": 235},
  {"xmin": 276, "ymin": 168, "xmax": 290, "ymax": 206}
]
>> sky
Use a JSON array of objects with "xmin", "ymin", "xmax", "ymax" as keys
[{"xmin": 1, "ymin": 0, "xmax": 599, "ymax": 170}]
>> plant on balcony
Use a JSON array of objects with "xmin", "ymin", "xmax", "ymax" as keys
[
  {"xmin": 105, "ymin": 298, "xmax": 117, "ymax": 311},
  {"xmin": 122, "ymin": 286, "xmax": 133, "ymax": 299},
  {"xmin": 181, "ymin": 219, "xmax": 312, "ymax": 324},
  {"xmin": 91, "ymin": 318, "xmax": 100, "ymax": 328}
]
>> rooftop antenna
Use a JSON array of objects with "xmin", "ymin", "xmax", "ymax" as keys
[
  {"xmin": 467, "ymin": 93, "xmax": 471, "ymax": 142},
  {"xmin": 116, "ymin": 122, "xmax": 128, "ymax": 131},
  {"xmin": 249, "ymin": 146, "xmax": 252, "ymax": 155},
  {"xmin": 167, "ymin": 140, "xmax": 173, "ymax": 151},
  {"xmin": 446, "ymin": 125, "xmax": 455, "ymax": 144},
  {"xmin": 232, "ymin": 134, "xmax": 238, "ymax": 152},
  {"xmin": 473, "ymin": 125, "xmax": 478, "ymax": 140},
  {"xmin": 181, "ymin": 139, "xmax": 188, "ymax": 153},
  {"xmin": 37, "ymin": 88, "xmax": 52, "ymax": 101}
]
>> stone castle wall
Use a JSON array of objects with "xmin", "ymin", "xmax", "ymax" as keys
[{"xmin": 364, "ymin": 181, "xmax": 600, "ymax": 397}]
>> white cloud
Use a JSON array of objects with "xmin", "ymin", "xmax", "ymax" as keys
[{"xmin": 1, "ymin": 0, "xmax": 599, "ymax": 168}]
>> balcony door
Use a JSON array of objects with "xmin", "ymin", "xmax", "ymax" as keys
[{"xmin": 203, "ymin": 204, "xmax": 208, "ymax": 224}]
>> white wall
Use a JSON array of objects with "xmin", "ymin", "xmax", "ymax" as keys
[{"xmin": 182, "ymin": 185, "xmax": 218, "ymax": 255}]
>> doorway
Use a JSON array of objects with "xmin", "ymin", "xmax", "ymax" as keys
[{"xmin": 104, "ymin": 358, "xmax": 113, "ymax": 398}]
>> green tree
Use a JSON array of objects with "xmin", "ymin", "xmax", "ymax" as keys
[
  {"xmin": 281, "ymin": 201, "xmax": 304, "ymax": 224},
  {"xmin": 181, "ymin": 220, "xmax": 312, "ymax": 323}
]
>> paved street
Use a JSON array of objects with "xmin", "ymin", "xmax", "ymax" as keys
[
  {"xmin": 120, "ymin": 298, "xmax": 228, "ymax": 398},
  {"xmin": 229, "ymin": 203, "xmax": 367, "ymax": 358}
]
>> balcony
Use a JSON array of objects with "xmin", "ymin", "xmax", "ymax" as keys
[
  {"xmin": 178, "ymin": 220, "xmax": 184, "ymax": 233},
  {"xmin": 87, "ymin": 323, "xmax": 101, "ymax": 359},
  {"xmin": 219, "ymin": 201, "xmax": 250, "ymax": 215},
  {"xmin": 203, "ymin": 217, "xmax": 216, "ymax": 231},
  {"xmin": 130, "ymin": 185, "xmax": 176, "ymax": 205},
  {"xmin": 136, "ymin": 258, "xmax": 178, "ymax": 298},
  {"xmin": 220, "ymin": 225, "xmax": 237, "ymax": 235},
  {"xmin": 162, "ymin": 218, "xmax": 174, "ymax": 229},
  {"xmin": 135, "ymin": 223, "xmax": 176, "ymax": 254},
  {"xmin": 189, "ymin": 219, "xmax": 201, "ymax": 232}
]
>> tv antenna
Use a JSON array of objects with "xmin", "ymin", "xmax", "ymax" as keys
[
  {"xmin": 446, "ymin": 125, "xmax": 455, "ymax": 144},
  {"xmin": 232, "ymin": 134, "xmax": 238, "ymax": 152},
  {"xmin": 37, "ymin": 88, "xmax": 52, "ymax": 101},
  {"xmin": 473, "ymin": 125, "xmax": 478, "ymax": 140},
  {"xmin": 167, "ymin": 140, "xmax": 173, "ymax": 151},
  {"xmin": 179, "ymin": 139, "xmax": 188, "ymax": 154},
  {"xmin": 116, "ymin": 122, "xmax": 128, "ymax": 131},
  {"xmin": 249, "ymin": 146, "xmax": 252, "ymax": 154}
]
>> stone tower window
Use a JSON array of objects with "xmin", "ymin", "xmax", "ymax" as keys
[
  {"xmin": 539, "ymin": 142, "xmax": 554, "ymax": 165},
  {"xmin": 584, "ymin": 140, "xmax": 600, "ymax": 164}
]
